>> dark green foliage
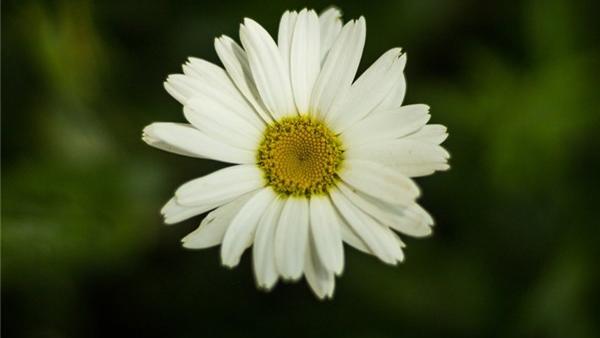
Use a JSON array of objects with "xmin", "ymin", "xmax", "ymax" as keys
[{"xmin": 2, "ymin": 0, "xmax": 599, "ymax": 337}]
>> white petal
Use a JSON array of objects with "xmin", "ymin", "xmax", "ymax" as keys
[
  {"xmin": 253, "ymin": 197, "xmax": 284, "ymax": 289},
  {"xmin": 341, "ymin": 104, "xmax": 431, "ymax": 148},
  {"xmin": 181, "ymin": 193, "xmax": 255, "ymax": 249},
  {"xmin": 277, "ymin": 10, "xmax": 298, "ymax": 70},
  {"xmin": 142, "ymin": 123, "xmax": 255, "ymax": 164},
  {"xmin": 181, "ymin": 57, "xmax": 239, "ymax": 97},
  {"xmin": 304, "ymin": 236, "xmax": 335, "ymax": 299},
  {"xmin": 221, "ymin": 188, "xmax": 276, "ymax": 267},
  {"xmin": 330, "ymin": 188, "xmax": 404, "ymax": 264},
  {"xmin": 161, "ymin": 198, "xmax": 222, "ymax": 225},
  {"xmin": 339, "ymin": 217, "xmax": 370, "ymax": 254},
  {"xmin": 393, "ymin": 203, "xmax": 434, "ymax": 237},
  {"xmin": 175, "ymin": 164, "xmax": 263, "ymax": 206},
  {"xmin": 346, "ymin": 139, "xmax": 450, "ymax": 177},
  {"xmin": 164, "ymin": 76, "xmax": 194, "ymax": 105},
  {"xmin": 184, "ymin": 99, "xmax": 261, "ymax": 151},
  {"xmin": 290, "ymin": 9, "xmax": 321, "ymax": 114},
  {"xmin": 406, "ymin": 124, "xmax": 449, "ymax": 145},
  {"xmin": 309, "ymin": 195, "xmax": 344, "ymax": 274},
  {"xmin": 337, "ymin": 182, "xmax": 433, "ymax": 237},
  {"xmin": 373, "ymin": 54, "xmax": 407, "ymax": 111},
  {"xmin": 328, "ymin": 48, "xmax": 405, "ymax": 132},
  {"xmin": 241, "ymin": 18, "xmax": 296, "ymax": 119},
  {"xmin": 275, "ymin": 197, "xmax": 310, "ymax": 280},
  {"xmin": 339, "ymin": 159, "xmax": 420, "ymax": 206},
  {"xmin": 165, "ymin": 74, "xmax": 264, "ymax": 135},
  {"xmin": 311, "ymin": 17, "xmax": 366, "ymax": 119},
  {"xmin": 182, "ymin": 57, "xmax": 234, "ymax": 95},
  {"xmin": 142, "ymin": 133, "xmax": 199, "ymax": 158},
  {"xmin": 166, "ymin": 74, "xmax": 264, "ymax": 132},
  {"xmin": 389, "ymin": 231, "xmax": 406, "ymax": 262},
  {"xmin": 318, "ymin": 7, "xmax": 343, "ymax": 62},
  {"xmin": 214, "ymin": 35, "xmax": 273, "ymax": 123}
]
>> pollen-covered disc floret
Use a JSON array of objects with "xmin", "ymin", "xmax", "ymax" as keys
[{"xmin": 257, "ymin": 116, "xmax": 344, "ymax": 197}]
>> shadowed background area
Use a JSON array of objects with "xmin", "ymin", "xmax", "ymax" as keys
[{"xmin": 2, "ymin": 0, "xmax": 600, "ymax": 337}]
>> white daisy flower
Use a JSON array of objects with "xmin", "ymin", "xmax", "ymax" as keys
[{"xmin": 143, "ymin": 7, "xmax": 449, "ymax": 299}]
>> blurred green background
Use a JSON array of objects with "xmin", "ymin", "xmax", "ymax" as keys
[{"xmin": 2, "ymin": 0, "xmax": 600, "ymax": 337}]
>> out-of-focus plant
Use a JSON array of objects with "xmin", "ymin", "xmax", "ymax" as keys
[{"xmin": 2, "ymin": 0, "xmax": 598, "ymax": 337}]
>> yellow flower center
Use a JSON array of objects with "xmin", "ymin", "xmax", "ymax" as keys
[{"xmin": 257, "ymin": 116, "xmax": 344, "ymax": 197}]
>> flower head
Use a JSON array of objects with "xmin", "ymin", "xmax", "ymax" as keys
[{"xmin": 143, "ymin": 7, "xmax": 449, "ymax": 299}]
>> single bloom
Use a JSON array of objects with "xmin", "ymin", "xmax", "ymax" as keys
[{"xmin": 142, "ymin": 7, "xmax": 449, "ymax": 299}]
